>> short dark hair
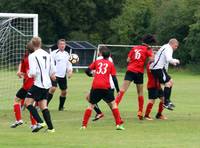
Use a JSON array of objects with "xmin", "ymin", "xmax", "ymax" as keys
[
  {"xmin": 142, "ymin": 34, "xmax": 156, "ymax": 45},
  {"xmin": 99, "ymin": 46, "xmax": 110, "ymax": 59}
]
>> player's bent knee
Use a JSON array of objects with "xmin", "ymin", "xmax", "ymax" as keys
[
  {"xmin": 61, "ymin": 90, "xmax": 67, "ymax": 96},
  {"xmin": 165, "ymin": 82, "xmax": 171, "ymax": 87},
  {"xmin": 87, "ymin": 104, "xmax": 94, "ymax": 110},
  {"xmin": 49, "ymin": 87, "xmax": 56, "ymax": 93},
  {"xmin": 108, "ymin": 101, "xmax": 117, "ymax": 109},
  {"xmin": 14, "ymin": 97, "xmax": 21, "ymax": 103},
  {"xmin": 169, "ymin": 79, "xmax": 174, "ymax": 86},
  {"xmin": 149, "ymin": 100, "xmax": 155, "ymax": 104},
  {"xmin": 85, "ymin": 94, "xmax": 90, "ymax": 102}
]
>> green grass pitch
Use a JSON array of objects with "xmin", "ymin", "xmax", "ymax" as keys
[{"xmin": 0, "ymin": 71, "xmax": 200, "ymax": 148}]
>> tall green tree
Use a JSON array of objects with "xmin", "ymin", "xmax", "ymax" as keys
[{"xmin": 109, "ymin": 0, "xmax": 156, "ymax": 44}]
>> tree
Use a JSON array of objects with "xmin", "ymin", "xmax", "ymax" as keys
[{"xmin": 109, "ymin": 0, "xmax": 156, "ymax": 44}]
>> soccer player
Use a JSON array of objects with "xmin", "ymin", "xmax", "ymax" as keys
[
  {"xmin": 144, "ymin": 61, "xmax": 167, "ymax": 120},
  {"xmin": 81, "ymin": 46, "xmax": 124, "ymax": 130},
  {"xmin": 47, "ymin": 39, "xmax": 73, "ymax": 111},
  {"xmin": 86, "ymin": 48, "xmax": 118, "ymax": 121},
  {"xmin": 150, "ymin": 38, "xmax": 180, "ymax": 110},
  {"xmin": 25, "ymin": 37, "xmax": 55, "ymax": 133},
  {"xmin": 115, "ymin": 35, "xmax": 156, "ymax": 120},
  {"xmin": 10, "ymin": 42, "xmax": 37, "ymax": 129}
]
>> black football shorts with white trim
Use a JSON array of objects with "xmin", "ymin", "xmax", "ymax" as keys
[
  {"xmin": 151, "ymin": 68, "xmax": 171, "ymax": 84},
  {"xmin": 148, "ymin": 88, "xmax": 164, "ymax": 99},
  {"xmin": 51, "ymin": 76, "xmax": 67, "ymax": 90},
  {"xmin": 124, "ymin": 71, "xmax": 143, "ymax": 84},
  {"xmin": 89, "ymin": 89, "xmax": 115, "ymax": 104},
  {"xmin": 16, "ymin": 88, "xmax": 28, "ymax": 99},
  {"xmin": 26, "ymin": 85, "xmax": 49, "ymax": 101}
]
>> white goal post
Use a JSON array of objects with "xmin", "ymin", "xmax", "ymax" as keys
[{"xmin": 0, "ymin": 13, "xmax": 38, "ymax": 101}]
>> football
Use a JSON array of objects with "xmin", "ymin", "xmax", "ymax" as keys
[{"xmin": 69, "ymin": 53, "xmax": 79, "ymax": 64}]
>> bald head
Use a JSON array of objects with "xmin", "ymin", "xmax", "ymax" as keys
[{"xmin": 168, "ymin": 38, "xmax": 179, "ymax": 50}]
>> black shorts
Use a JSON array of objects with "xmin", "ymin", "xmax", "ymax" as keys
[
  {"xmin": 148, "ymin": 88, "xmax": 164, "ymax": 99},
  {"xmin": 26, "ymin": 85, "xmax": 49, "ymax": 101},
  {"xmin": 51, "ymin": 76, "xmax": 67, "ymax": 90},
  {"xmin": 124, "ymin": 71, "xmax": 143, "ymax": 84},
  {"xmin": 89, "ymin": 89, "xmax": 115, "ymax": 104},
  {"xmin": 151, "ymin": 69, "xmax": 171, "ymax": 84},
  {"xmin": 16, "ymin": 88, "xmax": 27, "ymax": 99}
]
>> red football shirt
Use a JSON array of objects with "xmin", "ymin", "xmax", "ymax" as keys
[
  {"xmin": 89, "ymin": 58, "xmax": 116, "ymax": 89},
  {"xmin": 127, "ymin": 45, "xmax": 153, "ymax": 73},
  {"xmin": 20, "ymin": 55, "xmax": 34, "ymax": 90},
  {"xmin": 146, "ymin": 62, "xmax": 161, "ymax": 89}
]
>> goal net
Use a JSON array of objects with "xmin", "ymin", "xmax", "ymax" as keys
[
  {"xmin": 0, "ymin": 13, "xmax": 38, "ymax": 101},
  {"xmin": 97, "ymin": 44, "xmax": 161, "ymax": 72}
]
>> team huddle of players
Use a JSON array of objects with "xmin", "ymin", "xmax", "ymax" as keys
[{"xmin": 10, "ymin": 35, "xmax": 180, "ymax": 132}]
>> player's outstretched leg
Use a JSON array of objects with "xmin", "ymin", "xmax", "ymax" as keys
[
  {"xmin": 10, "ymin": 102, "xmax": 23, "ymax": 128},
  {"xmin": 26, "ymin": 102, "xmax": 46, "ymax": 132},
  {"xmin": 115, "ymin": 90, "xmax": 125, "ymax": 105},
  {"xmin": 137, "ymin": 96, "xmax": 144, "ymax": 120},
  {"xmin": 108, "ymin": 101, "xmax": 124, "ymax": 130},
  {"xmin": 144, "ymin": 100, "xmax": 155, "ymax": 121},
  {"xmin": 47, "ymin": 92, "xmax": 53, "ymax": 105},
  {"xmin": 156, "ymin": 100, "xmax": 167, "ymax": 120},
  {"xmin": 85, "ymin": 92, "xmax": 104, "ymax": 122},
  {"xmin": 30, "ymin": 113, "xmax": 37, "ymax": 129},
  {"xmin": 163, "ymin": 80, "xmax": 175, "ymax": 110},
  {"xmin": 92, "ymin": 104, "xmax": 104, "ymax": 121},
  {"xmin": 115, "ymin": 80, "xmax": 131, "ymax": 105},
  {"xmin": 42, "ymin": 108, "xmax": 55, "ymax": 132},
  {"xmin": 81, "ymin": 105, "xmax": 94, "ymax": 129}
]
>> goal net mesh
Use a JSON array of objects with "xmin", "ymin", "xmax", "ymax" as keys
[{"xmin": 0, "ymin": 14, "xmax": 36, "ymax": 101}]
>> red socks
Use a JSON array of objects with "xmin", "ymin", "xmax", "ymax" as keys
[
  {"xmin": 158, "ymin": 101, "xmax": 164, "ymax": 114},
  {"xmin": 115, "ymin": 91, "xmax": 125, "ymax": 105},
  {"xmin": 30, "ymin": 113, "xmax": 37, "ymax": 125},
  {"xmin": 145, "ymin": 102, "xmax": 153, "ymax": 116},
  {"xmin": 138, "ymin": 96, "xmax": 144, "ymax": 112},
  {"xmin": 112, "ymin": 108, "xmax": 123, "ymax": 125},
  {"xmin": 14, "ymin": 104, "xmax": 21, "ymax": 121},
  {"xmin": 82, "ymin": 109, "xmax": 92, "ymax": 127}
]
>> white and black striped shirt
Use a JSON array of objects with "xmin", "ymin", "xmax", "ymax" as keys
[
  {"xmin": 28, "ymin": 49, "xmax": 55, "ymax": 89},
  {"xmin": 51, "ymin": 49, "xmax": 72, "ymax": 78},
  {"xmin": 150, "ymin": 44, "xmax": 179, "ymax": 70}
]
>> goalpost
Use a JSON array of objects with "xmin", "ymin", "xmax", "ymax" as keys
[
  {"xmin": 0, "ymin": 13, "xmax": 38, "ymax": 101},
  {"xmin": 97, "ymin": 44, "xmax": 161, "ymax": 71}
]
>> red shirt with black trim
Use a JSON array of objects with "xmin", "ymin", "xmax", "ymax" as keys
[
  {"xmin": 146, "ymin": 62, "xmax": 161, "ymax": 89},
  {"xmin": 127, "ymin": 45, "xmax": 153, "ymax": 73},
  {"xmin": 20, "ymin": 55, "xmax": 34, "ymax": 90},
  {"xmin": 89, "ymin": 58, "xmax": 116, "ymax": 89}
]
